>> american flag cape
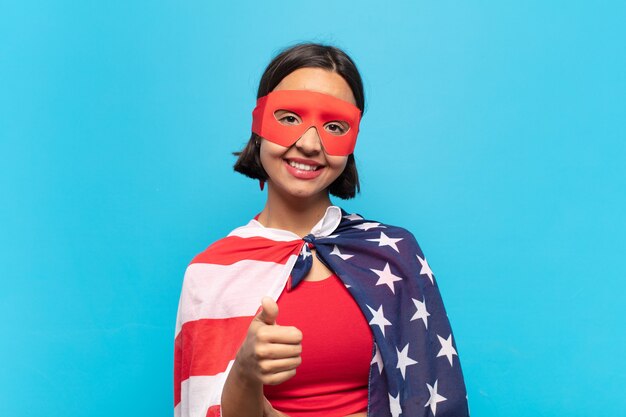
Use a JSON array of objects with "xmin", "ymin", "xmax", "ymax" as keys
[{"xmin": 174, "ymin": 206, "xmax": 469, "ymax": 417}]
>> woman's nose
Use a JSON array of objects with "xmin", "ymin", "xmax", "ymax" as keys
[{"xmin": 294, "ymin": 126, "xmax": 323, "ymax": 154}]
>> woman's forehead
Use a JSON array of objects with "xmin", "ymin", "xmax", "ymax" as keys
[{"xmin": 273, "ymin": 68, "xmax": 356, "ymax": 106}]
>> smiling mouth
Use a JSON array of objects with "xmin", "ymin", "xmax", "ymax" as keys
[{"xmin": 286, "ymin": 160, "xmax": 322, "ymax": 171}]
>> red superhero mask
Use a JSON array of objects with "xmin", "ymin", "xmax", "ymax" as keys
[{"xmin": 252, "ymin": 89, "xmax": 362, "ymax": 156}]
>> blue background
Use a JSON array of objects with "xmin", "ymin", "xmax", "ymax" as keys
[{"xmin": 1, "ymin": 1, "xmax": 624, "ymax": 416}]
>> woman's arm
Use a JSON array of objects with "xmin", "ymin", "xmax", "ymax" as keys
[
  {"xmin": 221, "ymin": 360, "xmax": 264, "ymax": 417},
  {"xmin": 221, "ymin": 297, "xmax": 302, "ymax": 417}
]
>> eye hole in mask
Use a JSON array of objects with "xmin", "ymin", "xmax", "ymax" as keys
[{"xmin": 273, "ymin": 110, "xmax": 352, "ymax": 136}]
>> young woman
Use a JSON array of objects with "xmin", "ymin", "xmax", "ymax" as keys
[{"xmin": 174, "ymin": 43, "xmax": 469, "ymax": 417}]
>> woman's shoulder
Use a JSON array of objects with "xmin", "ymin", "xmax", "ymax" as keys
[
  {"xmin": 337, "ymin": 209, "xmax": 428, "ymax": 262},
  {"xmin": 336, "ymin": 210, "xmax": 436, "ymax": 285},
  {"xmin": 340, "ymin": 209, "xmax": 422, "ymax": 242},
  {"xmin": 186, "ymin": 216, "xmax": 303, "ymax": 266},
  {"xmin": 186, "ymin": 219, "xmax": 259, "ymax": 266}
]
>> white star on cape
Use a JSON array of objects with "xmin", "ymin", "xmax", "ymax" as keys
[
  {"xmin": 396, "ymin": 343, "xmax": 418, "ymax": 379},
  {"xmin": 371, "ymin": 343, "xmax": 383, "ymax": 374},
  {"xmin": 425, "ymin": 380, "xmax": 447, "ymax": 416},
  {"xmin": 436, "ymin": 334, "xmax": 458, "ymax": 366},
  {"xmin": 352, "ymin": 222, "xmax": 385, "ymax": 231},
  {"xmin": 417, "ymin": 255, "xmax": 434, "ymax": 285},
  {"xmin": 301, "ymin": 246, "xmax": 311, "ymax": 259},
  {"xmin": 366, "ymin": 304, "xmax": 392, "ymax": 336},
  {"xmin": 389, "ymin": 393, "xmax": 402, "ymax": 417},
  {"xmin": 343, "ymin": 213, "xmax": 362, "ymax": 221},
  {"xmin": 370, "ymin": 263, "xmax": 403, "ymax": 294},
  {"xmin": 410, "ymin": 297, "xmax": 430, "ymax": 329},
  {"xmin": 367, "ymin": 232, "xmax": 403, "ymax": 252},
  {"xmin": 330, "ymin": 245, "xmax": 354, "ymax": 260}
]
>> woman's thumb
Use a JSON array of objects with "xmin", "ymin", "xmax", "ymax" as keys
[{"xmin": 256, "ymin": 296, "xmax": 279, "ymax": 325}]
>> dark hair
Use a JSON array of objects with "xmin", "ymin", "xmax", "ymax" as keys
[{"xmin": 233, "ymin": 43, "xmax": 365, "ymax": 199}]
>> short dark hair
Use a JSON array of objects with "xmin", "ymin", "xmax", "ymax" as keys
[{"xmin": 233, "ymin": 43, "xmax": 365, "ymax": 199}]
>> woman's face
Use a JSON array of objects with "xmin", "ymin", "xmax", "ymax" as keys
[{"xmin": 259, "ymin": 67, "xmax": 357, "ymax": 201}]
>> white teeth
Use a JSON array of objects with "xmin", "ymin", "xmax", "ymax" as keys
[{"xmin": 289, "ymin": 161, "xmax": 318, "ymax": 171}]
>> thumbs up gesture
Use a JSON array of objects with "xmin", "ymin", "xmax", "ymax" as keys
[{"xmin": 234, "ymin": 297, "xmax": 303, "ymax": 386}]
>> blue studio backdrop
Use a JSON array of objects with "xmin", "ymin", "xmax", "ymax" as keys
[{"xmin": 1, "ymin": 1, "xmax": 625, "ymax": 416}]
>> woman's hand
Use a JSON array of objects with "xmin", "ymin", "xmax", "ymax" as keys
[
  {"xmin": 222, "ymin": 297, "xmax": 301, "ymax": 417},
  {"xmin": 233, "ymin": 296, "xmax": 303, "ymax": 386}
]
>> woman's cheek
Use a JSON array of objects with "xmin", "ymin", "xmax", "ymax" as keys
[
  {"xmin": 259, "ymin": 142, "xmax": 288, "ymax": 170},
  {"xmin": 327, "ymin": 155, "xmax": 349, "ymax": 174}
]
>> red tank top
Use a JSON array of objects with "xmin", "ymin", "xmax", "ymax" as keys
[{"xmin": 263, "ymin": 274, "xmax": 373, "ymax": 417}]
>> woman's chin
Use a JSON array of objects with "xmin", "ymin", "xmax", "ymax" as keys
[{"xmin": 271, "ymin": 183, "xmax": 329, "ymax": 202}]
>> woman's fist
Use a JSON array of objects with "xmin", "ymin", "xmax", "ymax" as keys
[{"xmin": 234, "ymin": 297, "xmax": 303, "ymax": 386}]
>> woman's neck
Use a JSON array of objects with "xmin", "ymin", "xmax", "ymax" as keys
[{"xmin": 257, "ymin": 184, "xmax": 333, "ymax": 237}]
